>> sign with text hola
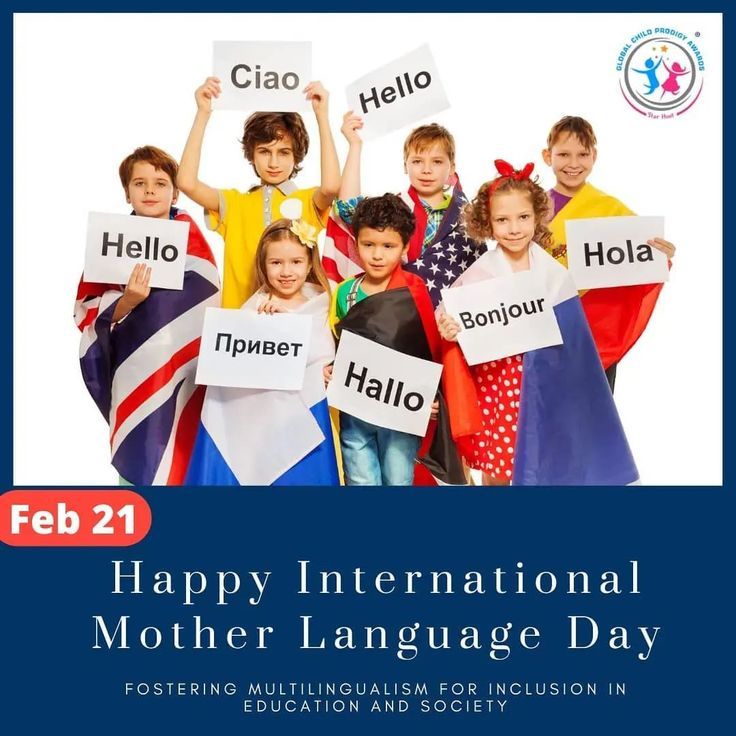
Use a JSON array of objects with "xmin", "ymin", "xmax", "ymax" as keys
[
  {"xmin": 565, "ymin": 216, "xmax": 669, "ymax": 290},
  {"xmin": 213, "ymin": 41, "xmax": 312, "ymax": 112},
  {"xmin": 441, "ymin": 271, "xmax": 563, "ymax": 366},
  {"xmin": 196, "ymin": 308, "xmax": 312, "ymax": 390},
  {"xmin": 327, "ymin": 331, "xmax": 442, "ymax": 437},
  {"xmin": 84, "ymin": 212, "xmax": 189, "ymax": 290},
  {"xmin": 345, "ymin": 44, "xmax": 449, "ymax": 140}
]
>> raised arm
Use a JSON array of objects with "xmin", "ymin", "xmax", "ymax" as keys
[
  {"xmin": 177, "ymin": 77, "xmax": 221, "ymax": 213},
  {"xmin": 338, "ymin": 110, "xmax": 364, "ymax": 200},
  {"xmin": 304, "ymin": 81, "xmax": 341, "ymax": 212}
]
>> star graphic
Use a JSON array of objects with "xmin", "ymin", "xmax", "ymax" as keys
[
  {"xmin": 444, "ymin": 268, "xmax": 456, "ymax": 280},
  {"xmin": 448, "ymin": 253, "xmax": 457, "ymax": 264},
  {"xmin": 414, "ymin": 258, "xmax": 424, "ymax": 268},
  {"xmin": 426, "ymin": 278, "xmax": 436, "ymax": 291},
  {"xmin": 430, "ymin": 263, "xmax": 440, "ymax": 274},
  {"xmin": 661, "ymin": 44, "xmax": 669, "ymax": 53},
  {"xmin": 462, "ymin": 243, "xmax": 472, "ymax": 254},
  {"xmin": 446, "ymin": 243, "xmax": 456, "ymax": 253}
]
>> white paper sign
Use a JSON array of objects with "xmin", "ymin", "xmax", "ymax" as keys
[
  {"xmin": 196, "ymin": 308, "xmax": 312, "ymax": 390},
  {"xmin": 565, "ymin": 216, "xmax": 669, "ymax": 289},
  {"xmin": 213, "ymin": 41, "xmax": 311, "ymax": 112},
  {"xmin": 327, "ymin": 331, "xmax": 442, "ymax": 437},
  {"xmin": 441, "ymin": 271, "xmax": 563, "ymax": 366},
  {"xmin": 345, "ymin": 44, "xmax": 449, "ymax": 140},
  {"xmin": 84, "ymin": 212, "xmax": 189, "ymax": 290}
]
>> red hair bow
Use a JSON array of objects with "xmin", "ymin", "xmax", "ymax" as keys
[{"xmin": 490, "ymin": 159, "xmax": 535, "ymax": 193}]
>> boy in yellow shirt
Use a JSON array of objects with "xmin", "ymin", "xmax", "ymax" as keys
[{"xmin": 178, "ymin": 76, "xmax": 340, "ymax": 308}]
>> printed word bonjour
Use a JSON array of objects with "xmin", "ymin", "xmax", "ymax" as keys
[
  {"xmin": 459, "ymin": 299, "xmax": 546, "ymax": 330},
  {"xmin": 230, "ymin": 64, "xmax": 299, "ymax": 90},
  {"xmin": 215, "ymin": 333, "xmax": 303, "ymax": 359},
  {"xmin": 345, "ymin": 362, "xmax": 424, "ymax": 412},
  {"xmin": 359, "ymin": 71, "xmax": 432, "ymax": 113},
  {"xmin": 102, "ymin": 232, "xmax": 178, "ymax": 262},
  {"xmin": 584, "ymin": 240, "xmax": 654, "ymax": 267}
]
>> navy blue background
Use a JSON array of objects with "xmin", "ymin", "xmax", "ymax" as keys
[{"xmin": 2, "ymin": 3, "xmax": 731, "ymax": 734}]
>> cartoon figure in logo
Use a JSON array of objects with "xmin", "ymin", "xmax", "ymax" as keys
[
  {"xmin": 660, "ymin": 60, "xmax": 690, "ymax": 98},
  {"xmin": 633, "ymin": 56, "xmax": 663, "ymax": 95}
]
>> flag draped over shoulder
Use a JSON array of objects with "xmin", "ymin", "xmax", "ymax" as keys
[
  {"xmin": 443, "ymin": 243, "xmax": 639, "ymax": 486},
  {"xmin": 548, "ymin": 183, "xmax": 664, "ymax": 369},
  {"xmin": 335, "ymin": 267, "xmax": 466, "ymax": 486},
  {"xmin": 322, "ymin": 183, "xmax": 486, "ymax": 307},
  {"xmin": 186, "ymin": 284, "xmax": 340, "ymax": 486},
  {"xmin": 74, "ymin": 210, "xmax": 221, "ymax": 485}
]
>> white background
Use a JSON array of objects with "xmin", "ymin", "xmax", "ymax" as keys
[{"xmin": 13, "ymin": 13, "xmax": 722, "ymax": 485}]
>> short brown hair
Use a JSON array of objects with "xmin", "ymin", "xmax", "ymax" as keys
[
  {"xmin": 241, "ymin": 112, "xmax": 310, "ymax": 178},
  {"xmin": 119, "ymin": 145, "xmax": 178, "ymax": 190},
  {"xmin": 255, "ymin": 218, "xmax": 330, "ymax": 297},
  {"xmin": 352, "ymin": 194, "xmax": 416, "ymax": 246},
  {"xmin": 403, "ymin": 123, "xmax": 455, "ymax": 165},
  {"xmin": 546, "ymin": 116, "xmax": 597, "ymax": 151}
]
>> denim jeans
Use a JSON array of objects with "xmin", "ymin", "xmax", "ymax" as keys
[{"xmin": 340, "ymin": 413, "xmax": 421, "ymax": 486}]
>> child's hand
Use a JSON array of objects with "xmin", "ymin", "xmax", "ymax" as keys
[
  {"xmin": 257, "ymin": 298, "xmax": 286, "ymax": 315},
  {"xmin": 430, "ymin": 399, "xmax": 439, "ymax": 420},
  {"xmin": 304, "ymin": 81, "xmax": 329, "ymax": 117},
  {"xmin": 122, "ymin": 264, "xmax": 151, "ymax": 308},
  {"xmin": 648, "ymin": 238, "xmax": 676, "ymax": 260},
  {"xmin": 437, "ymin": 312, "xmax": 461, "ymax": 342},
  {"xmin": 341, "ymin": 110, "xmax": 364, "ymax": 145},
  {"xmin": 323, "ymin": 363, "xmax": 333, "ymax": 388},
  {"xmin": 195, "ymin": 77, "xmax": 221, "ymax": 113}
]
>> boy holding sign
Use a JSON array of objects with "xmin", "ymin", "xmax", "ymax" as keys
[
  {"xmin": 74, "ymin": 146, "xmax": 221, "ymax": 485},
  {"xmin": 438, "ymin": 161, "xmax": 637, "ymax": 486},
  {"xmin": 542, "ymin": 116, "xmax": 676, "ymax": 390},
  {"xmin": 331, "ymin": 194, "xmax": 464, "ymax": 486},
  {"xmin": 178, "ymin": 76, "xmax": 340, "ymax": 309}
]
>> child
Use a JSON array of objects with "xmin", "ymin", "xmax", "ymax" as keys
[
  {"xmin": 178, "ymin": 76, "xmax": 341, "ymax": 309},
  {"xmin": 186, "ymin": 219, "xmax": 339, "ymax": 486},
  {"xmin": 74, "ymin": 145, "xmax": 221, "ymax": 485},
  {"xmin": 332, "ymin": 194, "xmax": 465, "ymax": 486},
  {"xmin": 322, "ymin": 114, "xmax": 485, "ymax": 307},
  {"xmin": 542, "ymin": 116, "xmax": 675, "ymax": 391},
  {"xmin": 438, "ymin": 160, "xmax": 639, "ymax": 486}
]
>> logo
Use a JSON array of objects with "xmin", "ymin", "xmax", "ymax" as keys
[{"xmin": 616, "ymin": 27, "xmax": 705, "ymax": 118}]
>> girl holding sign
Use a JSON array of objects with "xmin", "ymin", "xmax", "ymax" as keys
[
  {"xmin": 437, "ymin": 161, "xmax": 638, "ymax": 486},
  {"xmin": 186, "ymin": 219, "xmax": 340, "ymax": 485}
]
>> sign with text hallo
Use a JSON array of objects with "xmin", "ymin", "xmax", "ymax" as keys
[
  {"xmin": 345, "ymin": 44, "xmax": 449, "ymax": 140},
  {"xmin": 84, "ymin": 212, "xmax": 189, "ymax": 290},
  {"xmin": 196, "ymin": 308, "xmax": 312, "ymax": 390},
  {"xmin": 441, "ymin": 272, "xmax": 563, "ymax": 366},
  {"xmin": 565, "ymin": 216, "xmax": 669, "ymax": 289},
  {"xmin": 327, "ymin": 331, "xmax": 442, "ymax": 436},
  {"xmin": 213, "ymin": 41, "xmax": 312, "ymax": 112}
]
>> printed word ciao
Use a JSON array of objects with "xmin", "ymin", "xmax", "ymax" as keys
[
  {"xmin": 101, "ymin": 232, "xmax": 178, "ymax": 262},
  {"xmin": 359, "ymin": 71, "xmax": 432, "ymax": 113},
  {"xmin": 215, "ymin": 333, "xmax": 304, "ymax": 359},
  {"xmin": 230, "ymin": 64, "xmax": 299, "ymax": 90},
  {"xmin": 584, "ymin": 240, "xmax": 654, "ymax": 267}
]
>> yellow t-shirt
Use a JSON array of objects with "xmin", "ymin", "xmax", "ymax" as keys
[{"xmin": 207, "ymin": 182, "xmax": 328, "ymax": 309}]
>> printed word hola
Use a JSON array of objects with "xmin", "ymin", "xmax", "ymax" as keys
[
  {"xmin": 231, "ymin": 64, "xmax": 299, "ymax": 90},
  {"xmin": 102, "ymin": 232, "xmax": 178, "ymax": 262},
  {"xmin": 359, "ymin": 71, "xmax": 432, "ymax": 113},
  {"xmin": 584, "ymin": 240, "xmax": 655, "ymax": 268}
]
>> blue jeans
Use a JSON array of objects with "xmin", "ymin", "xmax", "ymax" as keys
[{"xmin": 340, "ymin": 413, "xmax": 421, "ymax": 486}]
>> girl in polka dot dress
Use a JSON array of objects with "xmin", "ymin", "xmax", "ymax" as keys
[{"xmin": 437, "ymin": 160, "xmax": 638, "ymax": 486}]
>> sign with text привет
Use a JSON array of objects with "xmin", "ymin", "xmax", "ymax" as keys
[
  {"xmin": 327, "ymin": 330, "xmax": 442, "ymax": 436},
  {"xmin": 345, "ymin": 44, "xmax": 449, "ymax": 140},
  {"xmin": 213, "ymin": 41, "xmax": 311, "ymax": 112},
  {"xmin": 441, "ymin": 271, "xmax": 563, "ymax": 366},
  {"xmin": 196, "ymin": 308, "xmax": 312, "ymax": 390},
  {"xmin": 84, "ymin": 212, "xmax": 189, "ymax": 290},
  {"xmin": 565, "ymin": 215, "xmax": 669, "ymax": 290}
]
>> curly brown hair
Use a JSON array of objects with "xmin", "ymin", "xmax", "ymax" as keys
[
  {"xmin": 352, "ymin": 194, "xmax": 416, "ymax": 246},
  {"xmin": 463, "ymin": 176, "xmax": 552, "ymax": 249},
  {"xmin": 240, "ymin": 112, "xmax": 309, "ymax": 179},
  {"xmin": 254, "ymin": 218, "xmax": 330, "ymax": 297}
]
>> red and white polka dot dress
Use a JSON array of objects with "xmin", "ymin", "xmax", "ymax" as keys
[{"xmin": 466, "ymin": 355, "xmax": 523, "ymax": 481}]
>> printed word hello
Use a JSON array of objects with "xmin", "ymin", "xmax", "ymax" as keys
[
  {"xmin": 359, "ymin": 71, "xmax": 432, "ymax": 113},
  {"xmin": 101, "ymin": 232, "xmax": 178, "ymax": 262}
]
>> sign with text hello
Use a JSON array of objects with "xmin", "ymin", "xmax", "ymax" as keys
[
  {"xmin": 84, "ymin": 212, "xmax": 189, "ymax": 290},
  {"xmin": 327, "ymin": 331, "xmax": 442, "ymax": 436},
  {"xmin": 441, "ymin": 272, "xmax": 563, "ymax": 366},
  {"xmin": 565, "ymin": 216, "xmax": 669, "ymax": 289},
  {"xmin": 196, "ymin": 308, "xmax": 312, "ymax": 390},
  {"xmin": 345, "ymin": 44, "xmax": 449, "ymax": 140},
  {"xmin": 213, "ymin": 41, "xmax": 312, "ymax": 112}
]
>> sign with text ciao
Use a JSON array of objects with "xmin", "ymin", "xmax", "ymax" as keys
[
  {"xmin": 84, "ymin": 212, "xmax": 189, "ymax": 290},
  {"xmin": 327, "ymin": 331, "xmax": 442, "ymax": 437},
  {"xmin": 566, "ymin": 216, "xmax": 669, "ymax": 289},
  {"xmin": 441, "ymin": 272, "xmax": 563, "ymax": 366},
  {"xmin": 345, "ymin": 44, "xmax": 449, "ymax": 140},
  {"xmin": 196, "ymin": 308, "xmax": 311, "ymax": 390},
  {"xmin": 213, "ymin": 41, "xmax": 311, "ymax": 112}
]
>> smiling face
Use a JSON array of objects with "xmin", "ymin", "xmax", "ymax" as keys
[
  {"xmin": 263, "ymin": 236, "xmax": 310, "ymax": 300},
  {"xmin": 489, "ymin": 190, "xmax": 536, "ymax": 255},
  {"xmin": 356, "ymin": 226, "xmax": 408, "ymax": 287},
  {"xmin": 542, "ymin": 132, "xmax": 597, "ymax": 196},
  {"xmin": 404, "ymin": 143, "xmax": 455, "ymax": 206},
  {"xmin": 125, "ymin": 161, "xmax": 177, "ymax": 219},
  {"xmin": 252, "ymin": 134, "xmax": 296, "ymax": 185}
]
